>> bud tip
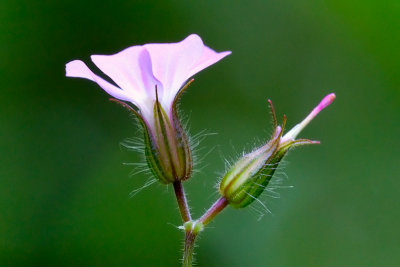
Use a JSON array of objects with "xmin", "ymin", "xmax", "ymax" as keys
[
  {"xmin": 316, "ymin": 93, "xmax": 336, "ymax": 112},
  {"xmin": 282, "ymin": 93, "xmax": 336, "ymax": 141}
]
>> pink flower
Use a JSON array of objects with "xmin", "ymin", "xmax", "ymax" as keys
[
  {"xmin": 66, "ymin": 34, "xmax": 231, "ymax": 184},
  {"xmin": 65, "ymin": 34, "xmax": 230, "ymax": 132}
]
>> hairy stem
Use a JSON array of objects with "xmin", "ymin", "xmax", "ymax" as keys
[
  {"xmin": 173, "ymin": 181, "xmax": 191, "ymax": 222},
  {"xmin": 183, "ymin": 229, "xmax": 197, "ymax": 267},
  {"xmin": 181, "ymin": 197, "xmax": 228, "ymax": 266},
  {"xmin": 199, "ymin": 197, "xmax": 228, "ymax": 226}
]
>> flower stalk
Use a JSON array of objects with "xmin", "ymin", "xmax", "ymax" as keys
[
  {"xmin": 180, "ymin": 197, "xmax": 229, "ymax": 267},
  {"xmin": 183, "ymin": 230, "xmax": 196, "ymax": 267},
  {"xmin": 199, "ymin": 197, "xmax": 229, "ymax": 226},
  {"xmin": 173, "ymin": 181, "xmax": 192, "ymax": 222},
  {"xmin": 181, "ymin": 219, "xmax": 204, "ymax": 267}
]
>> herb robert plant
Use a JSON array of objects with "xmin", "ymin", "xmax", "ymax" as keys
[{"xmin": 65, "ymin": 34, "xmax": 335, "ymax": 267}]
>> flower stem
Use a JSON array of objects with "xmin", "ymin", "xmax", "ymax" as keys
[
  {"xmin": 181, "ymin": 197, "xmax": 228, "ymax": 266},
  {"xmin": 199, "ymin": 197, "xmax": 228, "ymax": 226},
  {"xmin": 180, "ymin": 197, "xmax": 228, "ymax": 266},
  {"xmin": 173, "ymin": 181, "xmax": 191, "ymax": 222},
  {"xmin": 183, "ymin": 229, "xmax": 197, "ymax": 267}
]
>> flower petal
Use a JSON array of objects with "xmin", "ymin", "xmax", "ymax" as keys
[
  {"xmin": 187, "ymin": 46, "xmax": 231, "ymax": 78},
  {"xmin": 65, "ymin": 60, "xmax": 134, "ymax": 103},
  {"xmin": 144, "ymin": 34, "xmax": 231, "ymax": 107},
  {"xmin": 144, "ymin": 34, "xmax": 205, "ymax": 103},
  {"xmin": 91, "ymin": 47, "xmax": 161, "ymax": 101}
]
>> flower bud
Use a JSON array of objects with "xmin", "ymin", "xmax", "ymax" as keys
[
  {"xmin": 219, "ymin": 94, "xmax": 335, "ymax": 208},
  {"xmin": 219, "ymin": 125, "xmax": 283, "ymax": 208}
]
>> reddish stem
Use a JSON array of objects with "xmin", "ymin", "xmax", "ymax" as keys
[
  {"xmin": 199, "ymin": 197, "xmax": 229, "ymax": 226},
  {"xmin": 173, "ymin": 181, "xmax": 192, "ymax": 222}
]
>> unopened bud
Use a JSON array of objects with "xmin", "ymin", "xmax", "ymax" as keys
[
  {"xmin": 219, "ymin": 125, "xmax": 283, "ymax": 208},
  {"xmin": 219, "ymin": 94, "xmax": 335, "ymax": 208}
]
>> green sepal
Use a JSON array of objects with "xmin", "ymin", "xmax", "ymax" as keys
[
  {"xmin": 228, "ymin": 138, "xmax": 318, "ymax": 208},
  {"xmin": 109, "ymin": 79, "xmax": 193, "ymax": 185},
  {"xmin": 109, "ymin": 98, "xmax": 169, "ymax": 183}
]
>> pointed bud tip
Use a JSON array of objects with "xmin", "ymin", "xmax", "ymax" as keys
[
  {"xmin": 282, "ymin": 93, "xmax": 335, "ymax": 142},
  {"xmin": 317, "ymin": 93, "xmax": 336, "ymax": 112}
]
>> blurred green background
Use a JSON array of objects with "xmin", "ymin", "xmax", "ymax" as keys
[{"xmin": 1, "ymin": 0, "xmax": 399, "ymax": 266}]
